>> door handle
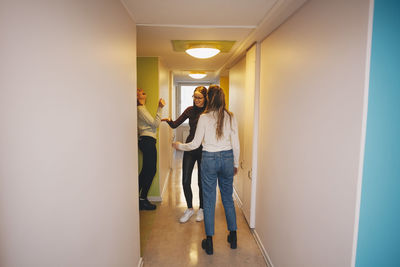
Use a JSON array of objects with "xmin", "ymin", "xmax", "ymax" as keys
[{"xmin": 248, "ymin": 169, "xmax": 252, "ymax": 180}]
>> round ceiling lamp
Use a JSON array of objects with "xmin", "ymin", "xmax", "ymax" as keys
[
  {"xmin": 188, "ymin": 72, "xmax": 207, "ymax": 79},
  {"xmin": 185, "ymin": 47, "xmax": 220, "ymax": 59}
]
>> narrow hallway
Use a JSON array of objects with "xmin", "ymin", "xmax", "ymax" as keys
[{"xmin": 140, "ymin": 152, "xmax": 266, "ymax": 266}]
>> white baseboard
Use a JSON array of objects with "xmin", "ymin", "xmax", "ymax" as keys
[
  {"xmin": 147, "ymin": 196, "xmax": 162, "ymax": 202},
  {"xmin": 138, "ymin": 257, "xmax": 144, "ymax": 267},
  {"xmin": 252, "ymin": 229, "xmax": 274, "ymax": 267},
  {"xmin": 234, "ymin": 188, "xmax": 271, "ymax": 266},
  {"xmin": 147, "ymin": 168, "xmax": 172, "ymax": 203}
]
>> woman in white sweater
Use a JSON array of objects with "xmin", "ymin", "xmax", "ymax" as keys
[
  {"xmin": 137, "ymin": 88, "xmax": 165, "ymax": 210},
  {"xmin": 173, "ymin": 85, "xmax": 240, "ymax": 255}
]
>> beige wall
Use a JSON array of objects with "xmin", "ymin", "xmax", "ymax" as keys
[
  {"xmin": 256, "ymin": 0, "xmax": 372, "ymax": 266},
  {"xmin": 0, "ymin": 1, "xmax": 140, "ymax": 266}
]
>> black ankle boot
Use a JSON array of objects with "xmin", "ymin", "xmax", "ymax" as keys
[
  {"xmin": 227, "ymin": 231, "xmax": 237, "ymax": 249},
  {"xmin": 201, "ymin": 236, "xmax": 213, "ymax": 255}
]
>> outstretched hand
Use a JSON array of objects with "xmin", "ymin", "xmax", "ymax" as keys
[{"xmin": 161, "ymin": 118, "xmax": 171, "ymax": 122}]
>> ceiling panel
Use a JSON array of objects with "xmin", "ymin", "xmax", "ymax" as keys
[
  {"xmin": 124, "ymin": 0, "xmax": 277, "ymax": 26},
  {"xmin": 122, "ymin": 0, "xmax": 306, "ymax": 81},
  {"xmin": 137, "ymin": 26, "xmax": 252, "ymax": 71}
]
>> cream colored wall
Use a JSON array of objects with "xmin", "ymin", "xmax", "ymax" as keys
[
  {"xmin": 158, "ymin": 60, "xmax": 172, "ymax": 197},
  {"xmin": 256, "ymin": 1, "xmax": 372, "ymax": 266},
  {"xmin": 0, "ymin": 1, "xmax": 140, "ymax": 266},
  {"xmin": 228, "ymin": 57, "xmax": 246, "ymax": 202}
]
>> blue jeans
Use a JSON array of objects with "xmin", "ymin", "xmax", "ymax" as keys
[{"xmin": 201, "ymin": 150, "xmax": 237, "ymax": 236}]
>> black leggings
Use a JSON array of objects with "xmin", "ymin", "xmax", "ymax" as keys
[
  {"xmin": 182, "ymin": 148, "xmax": 203, "ymax": 209},
  {"xmin": 138, "ymin": 136, "xmax": 157, "ymax": 199}
]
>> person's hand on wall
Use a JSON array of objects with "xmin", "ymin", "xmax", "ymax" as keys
[{"xmin": 159, "ymin": 98, "xmax": 166, "ymax": 108}]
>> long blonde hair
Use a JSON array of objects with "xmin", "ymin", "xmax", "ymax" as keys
[{"xmin": 204, "ymin": 85, "xmax": 232, "ymax": 139}]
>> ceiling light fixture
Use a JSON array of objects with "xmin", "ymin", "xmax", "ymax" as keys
[
  {"xmin": 185, "ymin": 47, "xmax": 220, "ymax": 59},
  {"xmin": 188, "ymin": 72, "xmax": 207, "ymax": 79},
  {"xmin": 172, "ymin": 40, "xmax": 236, "ymax": 59}
]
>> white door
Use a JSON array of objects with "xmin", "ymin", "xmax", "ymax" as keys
[
  {"xmin": 229, "ymin": 57, "xmax": 246, "ymax": 209},
  {"xmin": 229, "ymin": 45, "xmax": 257, "ymax": 226},
  {"xmin": 241, "ymin": 45, "xmax": 256, "ymax": 223}
]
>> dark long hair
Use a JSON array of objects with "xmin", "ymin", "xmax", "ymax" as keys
[{"xmin": 204, "ymin": 84, "xmax": 232, "ymax": 139}]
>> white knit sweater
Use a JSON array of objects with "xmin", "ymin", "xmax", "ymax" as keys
[
  {"xmin": 137, "ymin": 105, "xmax": 162, "ymax": 139},
  {"xmin": 177, "ymin": 111, "xmax": 240, "ymax": 167}
]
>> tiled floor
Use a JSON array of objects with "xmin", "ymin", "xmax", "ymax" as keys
[{"xmin": 140, "ymin": 152, "xmax": 267, "ymax": 266}]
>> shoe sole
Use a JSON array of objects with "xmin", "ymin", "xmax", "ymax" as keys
[
  {"xmin": 140, "ymin": 207, "xmax": 156, "ymax": 211},
  {"xmin": 179, "ymin": 212, "xmax": 194, "ymax": 223}
]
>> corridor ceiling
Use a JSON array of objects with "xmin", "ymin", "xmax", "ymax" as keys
[{"xmin": 122, "ymin": 0, "xmax": 307, "ymax": 82}]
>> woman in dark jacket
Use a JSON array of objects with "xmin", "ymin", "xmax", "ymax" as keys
[{"xmin": 162, "ymin": 86, "xmax": 207, "ymax": 223}]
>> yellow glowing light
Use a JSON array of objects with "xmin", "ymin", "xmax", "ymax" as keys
[
  {"xmin": 188, "ymin": 72, "xmax": 207, "ymax": 79},
  {"xmin": 185, "ymin": 48, "xmax": 220, "ymax": 59}
]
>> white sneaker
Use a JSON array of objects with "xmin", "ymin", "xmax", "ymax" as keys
[
  {"xmin": 196, "ymin": 208, "xmax": 204, "ymax": 222},
  {"xmin": 180, "ymin": 209, "xmax": 194, "ymax": 223}
]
